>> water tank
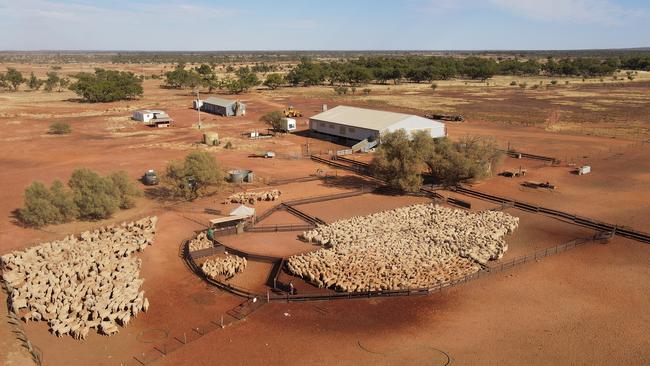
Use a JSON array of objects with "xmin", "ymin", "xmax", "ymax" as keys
[{"xmin": 228, "ymin": 169, "xmax": 253, "ymax": 183}]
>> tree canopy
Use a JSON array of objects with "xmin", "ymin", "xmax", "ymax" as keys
[
  {"xmin": 263, "ymin": 73, "xmax": 284, "ymax": 90},
  {"xmin": 370, "ymin": 130, "xmax": 503, "ymax": 192},
  {"xmin": 17, "ymin": 169, "xmax": 141, "ymax": 227},
  {"xmin": 69, "ymin": 68, "xmax": 143, "ymax": 102},
  {"xmin": 1, "ymin": 68, "xmax": 26, "ymax": 91},
  {"xmin": 164, "ymin": 151, "xmax": 224, "ymax": 200},
  {"xmin": 260, "ymin": 110, "xmax": 285, "ymax": 131}
]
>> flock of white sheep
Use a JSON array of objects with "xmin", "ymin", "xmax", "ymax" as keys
[
  {"xmin": 188, "ymin": 231, "xmax": 213, "ymax": 252},
  {"xmin": 201, "ymin": 255, "xmax": 247, "ymax": 280},
  {"xmin": 0, "ymin": 216, "xmax": 157, "ymax": 339},
  {"xmin": 224, "ymin": 189, "xmax": 281, "ymax": 205},
  {"xmin": 288, "ymin": 204, "xmax": 518, "ymax": 292}
]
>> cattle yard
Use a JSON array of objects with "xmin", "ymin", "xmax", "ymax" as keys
[{"xmin": 1, "ymin": 61, "xmax": 650, "ymax": 366}]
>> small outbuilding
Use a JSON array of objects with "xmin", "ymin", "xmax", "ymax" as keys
[
  {"xmin": 200, "ymin": 97, "xmax": 246, "ymax": 117},
  {"xmin": 132, "ymin": 110, "xmax": 173, "ymax": 127},
  {"xmin": 279, "ymin": 118, "xmax": 297, "ymax": 132},
  {"xmin": 309, "ymin": 105, "xmax": 446, "ymax": 142}
]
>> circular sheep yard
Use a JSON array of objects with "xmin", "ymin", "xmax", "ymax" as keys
[{"xmin": 186, "ymin": 196, "xmax": 520, "ymax": 299}]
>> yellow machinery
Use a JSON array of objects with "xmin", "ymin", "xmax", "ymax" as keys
[{"xmin": 283, "ymin": 106, "xmax": 302, "ymax": 118}]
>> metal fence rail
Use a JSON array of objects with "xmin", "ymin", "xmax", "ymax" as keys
[
  {"xmin": 454, "ymin": 186, "xmax": 650, "ymax": 244},
  {"xmin": 184, "ymin": 231, "xmax": 598, "ymax": 304},
  {"xmin": 245, "ymin": 224, "xmax": 315, "ymax": 233},
  {"xmin": 266, "ymin": 236, "xmax": 596, "ymax": 302}
]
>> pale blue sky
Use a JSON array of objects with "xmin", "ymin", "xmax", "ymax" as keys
[{"xmin": 1, "ymin": 0, "xmax": 649, "ymax": 50}]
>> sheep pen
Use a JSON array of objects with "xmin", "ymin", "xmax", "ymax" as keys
[
  {"xmin": 188, "ymin": 231, "xmax": 213, "ymax": 252},
  {"xmin": 224, "ymin": 189, "xmax": 281, "ymax": 205},
  {"xmin": 287, "ymin": 204, "xmax": 519, "ymax": 292},
  {"xmin": 201, "ymin": 255, "xmax": 247, "ymax": 280},
  {"xmin": 0, "ymin": 216, "xmax": 157, "ymax": 339}
]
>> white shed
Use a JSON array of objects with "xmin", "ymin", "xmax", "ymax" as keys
[
  {"xmin": 309, "ymin": 105, "xmax": 446, "ymax": 142},
  {"xmin": 132, "ymin": 110, "xmax": 155, "ymax": 123},
  {"xmin": 280, "ymin": 118, "xmax": 297, "ymax": 132},
  {"xmin": 132, "ymin": 110, "xmax": 170, "ymax": 123}
]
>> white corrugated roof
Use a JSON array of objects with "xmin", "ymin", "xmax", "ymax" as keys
[
  {"xmin": 229, "ymin": 205, "xmax": 255, "ymax": 217},
  {"xmin": 204, "ymin": 96, "xmax": 236, "ymax": 107},
  {"xmin": 136, "ymin": 109, "xmax": 166, "ymax": 114},
  {"xmin": 209, "ymin": 215, "xmax": 249, "ymax": 225},
  {"xmin": 310, "ymin": 105, "xmax": 435, "ymax": 131}
]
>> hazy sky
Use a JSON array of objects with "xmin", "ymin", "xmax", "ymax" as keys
[{"xmin": 1, "ymin": 0, "xmax": 649, "ymax": 50}]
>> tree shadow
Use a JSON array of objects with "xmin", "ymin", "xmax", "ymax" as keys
[
  {"xmin": 319, "ymin": 175, "xmax": 379, "ymax": 190},
  {"xmin": 9, "ymin": 208, "xmax": 28, "ymax": 228},
  {"xmin": 143, "ymin": 186, "xmax": 174, "ymax": 202}
]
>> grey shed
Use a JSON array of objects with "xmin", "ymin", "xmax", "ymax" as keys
[{"xmin": 201, "ymin": 96, "xmax": 246, "ymax": 117}]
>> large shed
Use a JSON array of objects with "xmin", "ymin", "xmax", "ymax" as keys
[
  {"xmin": 309, "ymin": 105, "xmax": 446, "ymax": 142},
  {"xmin": 201, "ymin": 97, "xmax": 246, "ymax": 117}
]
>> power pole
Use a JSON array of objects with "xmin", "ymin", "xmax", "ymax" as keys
[{"xmin": 196, "ymin": 89, "xmax": 202, "ymax": 130}]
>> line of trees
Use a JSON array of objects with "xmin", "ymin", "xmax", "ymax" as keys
[
  {"xmin": 370, "ymin": 130, "xmax": 503, "ymax": 192},
  {"xmin": 163, "ymin": 64, "xmax": 260, "ymax": 94},
  {"xmin": 282, "ymin": 56, "xmax": 631, "ymax": 87},
  {"xmin": 18, "ymin": 169, "xmax": 142, "ymax": 227},
  {"xmin": 0, "ymin": 68, "xmax": 71, "ymax": 92}
]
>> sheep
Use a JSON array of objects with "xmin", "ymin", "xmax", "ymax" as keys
[
  {"xmin": 288, "ymin": 204, "xmax": 518, "ymax": 292},
  {"xmin": 0, "ymin": 217, "xmax": 158, "ymax": 339},
  {"xmin": 224, "ymin": 190, "xmax": 282, "ymax": 205},
  {"xmin": 201, "ymin": 255, "xmax": 247, "ymax": 280}
]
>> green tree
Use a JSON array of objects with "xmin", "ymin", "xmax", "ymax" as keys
[
  {"xmin": 5, "ymin": 68, "xmax": 26, "ymax": 91},
  {"xmin": 69, "ymin": 68, "xmax": 143, "ymax": 102},
  {"xmin": 49, "ymin": 180, "xmax": 78, "ymax": 222},
  {"xmin": 68, "ymin": 168, "xmax": 121, "ymax": 220},
  {"xmin": 370, "ymin": 130, "xmax": 502, "ymax": 190},
  {"xmin": 165, "ymin": 151, "xmax": 224, "ymax": 200},
  {"xmin": 44, "ymin": 72, "xmax": 60, "ymax": 92},
  {"xmin": 423, "ymin": 136, "xmax": 502, "ymax": 186},
  {"xmin": 260, "ymin": 110, "xmax": 285, "ymax": 131},
  {"xmin": 58, "ymin": 77, "xmax": 70, "ymax": 92},
  {"xmin": 370, "ymin": 130, "xmax": 429, "ymax": 192},
  {"xmin": 235, "ymin": 67, "xmax": 260, "ymax": 92},
  {"xmin": 27, "ymin": 72, "xmax": 44, "ymax": 91},
  {"xmin": 17, "ymin": 182, "xmax": 63, "ymax": 227},
  {"xmin": 108, "ymin": 171, "xmax": 142, "ymax": 209},
  {"xmin": 195, "ymin": 64, "xmax": 213, "ymax": 76},
  {"xmin": 263, "ymin": 73, "xmax": 284, "ymax": 90}
]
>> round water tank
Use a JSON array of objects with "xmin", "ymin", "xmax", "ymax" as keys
[{"xmin": 228, "ymin": 169, "xmax": 253, "ymax": 183}]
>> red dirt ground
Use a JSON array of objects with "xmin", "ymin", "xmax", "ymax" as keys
[
  {"xmin": 154, "ymin": 236, "xmax": 650, "ymax": 366},
  {"xmin": 1, "ymin": 70, "xmax": 649, "ymax": 366}
]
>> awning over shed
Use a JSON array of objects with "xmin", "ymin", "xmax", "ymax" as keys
[
  {"xmin": 229, "ymin": 205, "xmax": 256, "ymax": 217},
  {"xmin": 209, "ymin": 215, "xmax": 249, "ymax": 226}
]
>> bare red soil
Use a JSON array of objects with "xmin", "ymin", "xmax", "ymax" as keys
[{"xmin": 1, "ymin": 69, "xmax": 649, "ymax": 366}]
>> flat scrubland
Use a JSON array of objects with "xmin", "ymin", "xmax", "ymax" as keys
[{"xmin": 0, "ymin": 61, "xmax": 649, "ymax": 366}]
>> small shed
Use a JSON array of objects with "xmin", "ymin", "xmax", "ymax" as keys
[
  {"xmin": 280, "ymin": 118, "xmax": 297, "ymax": 132},
  {"xmin": 132, "ymin": 110, "xmax": 173, "ymax": 127},
  {"xmin": 578, "ymin": 165, "xmax": 591, "ymax": 175},
  {"xmin": 201, "ymin": 97, "xmax": 246, "ymax": 117}
]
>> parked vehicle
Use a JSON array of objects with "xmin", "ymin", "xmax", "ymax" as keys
[{"xmin": 142, "ymin": 170, "xmax": 159, "ymax": 185}]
